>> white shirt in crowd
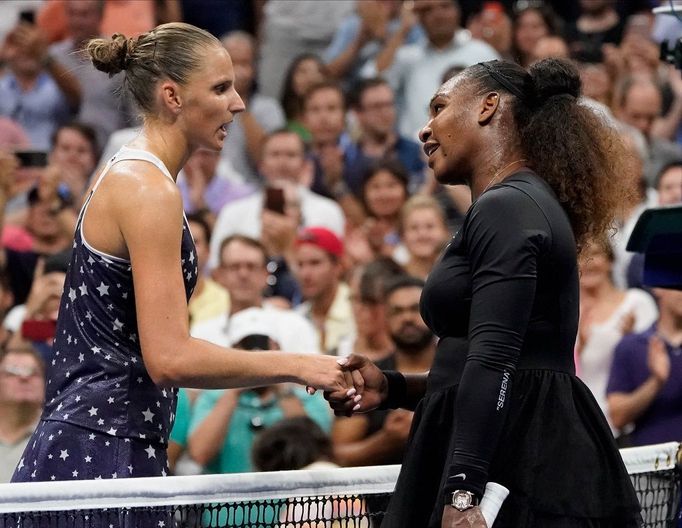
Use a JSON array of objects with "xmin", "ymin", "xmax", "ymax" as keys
[
  {"xmin": 208, "ymin": 186, "xmax": 345, "ymax": 269},
  {"xmin": 190, "ymin": 304, "xmax": 321, "ymax": 355},
  {"xmin": 577, "ymin": 288, "xmax": 658, "ymax": 432}
]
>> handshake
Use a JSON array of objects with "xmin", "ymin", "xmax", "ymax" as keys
[{"xmin": 303, "ymin": 354, "xmax": 391, "ymax": 416}]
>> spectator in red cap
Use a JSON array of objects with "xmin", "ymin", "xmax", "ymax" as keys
[{"xmin": 294, "ymin": 227, "xmax": 354, "ymax": 355}]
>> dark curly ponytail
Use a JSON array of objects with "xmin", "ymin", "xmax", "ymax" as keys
[{"xmin": 469, "ymin": 59, "xmax": 635, "ymax": 252}]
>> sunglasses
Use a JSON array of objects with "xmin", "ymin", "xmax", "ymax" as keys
[{"xmin": 1, "ymin": 365, "xmax": 41, "ymax": 378}]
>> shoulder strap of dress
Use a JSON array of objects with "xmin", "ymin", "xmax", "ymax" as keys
[
  {"xmin": 77, "ymin": 146, "xmax": 175, "ymax": 228},
  {"xmin": 109, "ymin": 146, "xmax": 175, "ymax": 181}
]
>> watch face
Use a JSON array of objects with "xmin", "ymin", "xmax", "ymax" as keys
[{"xmin": 452, "ymin": 491, "xmax": 473, "ymax": 510}]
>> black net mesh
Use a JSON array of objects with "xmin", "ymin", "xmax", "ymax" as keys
[
  {"xmin": 632, "ymin": 468, "xmax": 681, "ymax": 528},
  {"xmin": 0, "ymin": 493, "xmax": 392, "ymax": 527}
]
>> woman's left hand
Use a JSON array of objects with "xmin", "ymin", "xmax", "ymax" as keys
[{"xmin": 441, "ymin": 506, "xmax": 488, "ymax": 528}]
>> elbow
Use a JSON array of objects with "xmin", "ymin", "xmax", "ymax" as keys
[
  {"xmin": 609, "ymin": 412, "xmax": 629, "ymax": 431},
  {"xmin": 607, "ymin": 399, "xmax": 629, "ymax": 430},
  {"xmin": 145, "ymin": 354, "xmax": 183, "ymax": 388},
  {"xmin": 143, "ymin": 338, "xmax": 191, "ymax": 388},
  {"xmin": 187, "ymin": 436, "xmax": 214, "ymax": 467}
]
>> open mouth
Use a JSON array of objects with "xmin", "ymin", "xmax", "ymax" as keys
[{"xmin": 423, "ymin": 142, "xmax": 440, "ymax": 157}]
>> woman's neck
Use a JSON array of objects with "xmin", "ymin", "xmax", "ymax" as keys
[
  {"xmin": 128, "ymin": 120, "xmax": 193, "ymax": 180},
  {"xmin": 469, "ymin": 144, "xmax": 526, "ymax": 200}
]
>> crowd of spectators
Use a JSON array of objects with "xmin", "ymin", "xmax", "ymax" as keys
[{"xmin": 0, "ymin": 0, "xmax": 681, "ymax": 480}]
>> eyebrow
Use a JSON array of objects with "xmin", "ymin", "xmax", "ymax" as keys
[
  {"xmin": 213, "ymin": 78, "xmax": 233, "ymax": 88},
  {"xmin": 428, "ymin": 93, "xmax": 448, "ymax": 114},
  {"xmin": 429, "ymin": 93, "xmax": 444, "ymax": 107}
]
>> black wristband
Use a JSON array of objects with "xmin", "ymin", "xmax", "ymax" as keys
[
  {"xmin": 378, "ymin": 370, "xmax": 407, "ymax": 410},
  {"xmin": 443, "ymin": 465, "xmax": 487, "ymax": 502}
]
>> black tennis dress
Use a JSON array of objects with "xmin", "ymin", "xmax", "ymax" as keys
[{"xmin": 381, "ymin": 171, "xmax": 641, "ymax": 527}]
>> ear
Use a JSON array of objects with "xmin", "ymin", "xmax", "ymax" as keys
[
  {"xmin": 478, "ymin": 92, "xmax": 500, "ymax": 126},
  {"xmin": 160, "ymin": 81, "xmax": 183, "ymax": 114}
]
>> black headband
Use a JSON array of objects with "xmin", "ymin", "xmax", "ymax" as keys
[{"xmin": 479, "ymin": 62, "xmax": 526, "ymax": 100}]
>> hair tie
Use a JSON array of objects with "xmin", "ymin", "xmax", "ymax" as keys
[{"xmin": 479, "ymin": 62, "xmax": 526, "ymax": 100}]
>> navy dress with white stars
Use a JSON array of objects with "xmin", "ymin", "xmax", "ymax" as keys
[{"xmin": 12, "ymin": 147, "xmax": 197, "ymax": 482}]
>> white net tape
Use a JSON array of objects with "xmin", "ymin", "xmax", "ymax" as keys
[{"xmin": 0, "ymin": 442, "xmax": 678, "ymax": 515}]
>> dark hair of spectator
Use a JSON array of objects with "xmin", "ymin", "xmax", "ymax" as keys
[
  {"xmin": 186, "ymin": 213, "xmax": 212, "ymax": 242},
  {"xmin": 359, "ymin": 257, "xmax": 405, "ymax": 304},
  {"xmin": 383, "ymin": 274, "xmax": 426, "ymax": 301},
  {"xmin": 87, "ymin": 23, "xmax": 220, "ymax": 115},
  {"xmin": 466, "ymin": 58, "xmax": 634, "ymax": 251},
  {"xmin": 51, "ymin": 122, "xmax": 100, "ymax": 161},
  {"xmin": 219, "ymin": 235, "xmax": 268, "ymax": 267},
  {"xmin": 251, "ymin": 416, "xmax": 334, "ymax": 472},
  {"xmin": 360, "ymin": 159, "xmax": 409, "ymax": 215},
  {"xmin": 511, "ymin": 3, "xmax": 563, "ymax": 64},
  {"xmin": 301, "ymin": 80, "xmax": 347, "ymax": 113},
  {"xmin": 655, "ymin": 159, "xmax": 682, "ymax": 190},
  {"xmin": 280, "ymin": 54, "xmax": 327, "ymax": 121},
  {"xmin": 348, "ymin": 77, "xmax": 390, "ymax": 110},
  {"xmin": 262, "ymin": 128, "xmax": 307, "ymax": 155}
]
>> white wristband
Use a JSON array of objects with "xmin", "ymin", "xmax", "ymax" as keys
[{"xmin": 479, "ymin": 481, "xmax": 510, "ymax": 527}]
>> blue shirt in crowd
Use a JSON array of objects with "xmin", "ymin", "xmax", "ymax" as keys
[
  {"xmin": 607, "ymin": 325, "xmax": 682, "ymax": 446},
  {"xmin": 0, "ymin": 72, "xmax": 71, "ymax": 149}
]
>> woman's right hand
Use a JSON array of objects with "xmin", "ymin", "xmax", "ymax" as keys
[
  {"xmin": 324, "ymin": 354, "xmax": 388, "ymax": 416},
  {"xmin": 299, "ymin": 354, "xmax": 357, "ymax": 397}
]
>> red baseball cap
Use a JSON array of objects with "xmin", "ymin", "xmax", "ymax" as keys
[{"xmin": 296, "ymin": 227, "xmax": 344, "ymax": 259}]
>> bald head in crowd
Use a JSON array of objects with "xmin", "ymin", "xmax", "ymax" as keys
[{"xmin": 616, "ymin": 77, "xmax": 662, "ymax": 138}]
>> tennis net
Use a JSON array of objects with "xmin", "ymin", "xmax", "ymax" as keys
[{"xmin": 0, "ymin": 442, "xmax": 679, "ymax": 527}]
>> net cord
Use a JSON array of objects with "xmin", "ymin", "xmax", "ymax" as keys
[{"xmin": 0, "ymin": 442, "xmax": 678, "ymax": 514}]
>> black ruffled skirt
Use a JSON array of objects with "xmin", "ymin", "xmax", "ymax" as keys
[{"xmin": 381, "ymin": 369, "xmax": 643, "ymax": 528}]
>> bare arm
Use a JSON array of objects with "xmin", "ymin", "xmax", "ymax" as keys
[
  {"xmin": 187, "ymin": 390, "xmax": 240, "ymax": 466},
  {"xmin": 652, "ymin": 66, "xmax": 682, "ymax": 140},
  {"xmin": 608, "ymin": 335, "xmax": 670, "ymax": 429},
  {"xmin": 374, "ymin": 3, "xmax": 416, "ymax": 73},
  {"xmin": 608, "ymin": 379, "xmax": 663, "ymax": 430},
  {"xmin": 326, "ymin": 26, "xmax": 371, "ymax": 80},
  {"xmin": 44, "ymin": 57, "xmax": 82, "ymax": 110},
  {"xmin": 332, "ymin": 410, "xmax": 411, "ymax": 466},
  {"xmin": 113, "ymin": 167, "xmax": 349, "ymax": 392},
  {"xmin": 0, "ymin": 152, "xmax": 20, "ymax": 269}
]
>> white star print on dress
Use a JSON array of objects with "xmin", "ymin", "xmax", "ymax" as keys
[
  {"xmin": 11, "ymin": 147, "xmax": 196, "ymax": 485},
  {"xmin": 96, "ymin": 282, "xmax": 110, "ymax": 296},
  {"xmin": 142, "ymin": 408, "xmax": 155, "ymax": 423}
]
